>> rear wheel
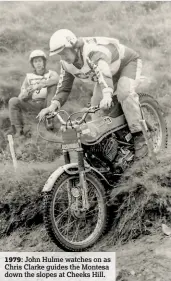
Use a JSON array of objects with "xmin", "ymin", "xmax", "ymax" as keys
[
  {"xmin": 139, "ymin": 93, "xmax": 168, "ymax": 153},
  {"xmin": 43, "ymin": 171, "xmax": 108, "ymax": 251}
]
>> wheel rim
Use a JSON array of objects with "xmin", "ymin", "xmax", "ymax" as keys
[
  {"xmin": 52, "ymin": 175, "xmax": 105, "ymax": 246},
  {"xmin": 141, "ymin": 102, "xmax": 163, "ymax": 153}
]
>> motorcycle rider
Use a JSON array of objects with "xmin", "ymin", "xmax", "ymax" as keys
[
  {"xmin": 38, "ymin": 29, "xmax": 148, "ymax": 159},
  {"xmin": 8, "ymin": 49, "xmax": 58, "ymax": 137}
]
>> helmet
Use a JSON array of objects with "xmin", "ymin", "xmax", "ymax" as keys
[
  {"xmin": 49, "ymin": 29, "xmax": 77, "ymax": 56},
  {"xmin": 29, "ymin": 50, "xmax": 47, "ymax": 62}
]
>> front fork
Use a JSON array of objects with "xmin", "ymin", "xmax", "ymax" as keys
[
  {"xmin": 63, "ymin": 141, "xmax": 90, "ymax": 212},
  {"xmin": 77, "ymin": 148, "xmax": 90, "ymax": 211},
  {"xmin": 63, "ymin": 150, "xmax": 72, "ymax": 207}
]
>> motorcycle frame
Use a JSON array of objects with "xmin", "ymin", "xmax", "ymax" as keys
[{"xmin": 42, "ymin": 123, "xmax": 132, "ymax": 194}]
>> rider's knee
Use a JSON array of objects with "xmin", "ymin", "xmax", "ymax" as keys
[
  {"xmin": 116, "ymin": 76, "xmax": 135, "ymax": 102},
  {"xmin": 8, "ymin": 97, "xmax": 20, "ymax": 108}
]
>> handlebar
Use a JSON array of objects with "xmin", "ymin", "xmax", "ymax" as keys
[
  {"xmin": 46, "ymin": 106, "xmax": 100, "ymax": 127},
  {"xmin": 36, "ymin": 106, "xmax": 100, "ymax": 144}
]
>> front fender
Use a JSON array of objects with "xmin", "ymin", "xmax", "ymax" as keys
[{"xmin": 42, "ymin": 163, "xmax": 90, "ymax": 192}]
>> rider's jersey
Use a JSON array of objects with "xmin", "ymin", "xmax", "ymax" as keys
[
  {"xmin": 52, "ymin": 37, "xmax": 140, "ymax": 106},
  {"xmin": 19, "ymin": 70, "xmax": 54, "ymax": 100}
]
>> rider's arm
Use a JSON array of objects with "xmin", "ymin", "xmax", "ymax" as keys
[
  {"xmin": 18, "ymin": 76, "xmax": 30, "ymax": 101},
  {"xmin": 87, "ymin": 51, "xmax": 114, "ymax": 97},
  {"xmin": 50, "ymin": 64, "xmax": 75, "ymax": 110}
]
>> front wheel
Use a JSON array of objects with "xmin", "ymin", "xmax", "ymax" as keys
[
  {"xmin": 43, "ymin": 171, "xmax": 108, "ymax": 251},
  {"xmin": 139, "ymin": 93, "xmax": 168, "ymax": 153}
]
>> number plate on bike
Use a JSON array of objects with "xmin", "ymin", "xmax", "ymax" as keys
[
  {"xmin": 62, "ymin": 128, "xmax": 77, "ymax": 143},
  {"xmin": 62, "ymin": 129, "xmax": 79, "ymax": 150}
]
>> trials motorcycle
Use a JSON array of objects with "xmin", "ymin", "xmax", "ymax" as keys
[{"xmin": 41, "ymin": 94, "xmax": 167, "ymax": 251}]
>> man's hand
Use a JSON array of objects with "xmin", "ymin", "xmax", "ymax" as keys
[
  {"xmin": 19, "ymin": 88, "xmax": 33, "ymax": 101},
  {"xmin": 100, "ymin": 93, "xmax": 113, "ymax": 109},
  {"xmin": 37, "ymin": 107, "xmax": 51, "ymax": 122},
  {"xmin": 33, "ymin": 82, "xmax": 45, "ymax": 92},
  {"xmin": 27, "ymin": 82, "xmax": 45, "ymax": 94},
  {"xmin": 37, "ymin": 102, "xmax": 59, "ymax": 122},
  {"xmin": 27, "ymin": 85, "xmax": 35, "ymax": 94}
]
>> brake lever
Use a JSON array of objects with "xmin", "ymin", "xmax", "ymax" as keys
[
  {"xmin": 46, "ymin": 112, "xmax": 56, "ymax": 119},
  {"xmin": 90, "ymin": 105, "xmax": 100, "ymax": 113}
]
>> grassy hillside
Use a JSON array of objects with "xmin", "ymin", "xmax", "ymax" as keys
[{"xmin": 0, "ymin": 1, "xmax": 171, "ymax": 110}]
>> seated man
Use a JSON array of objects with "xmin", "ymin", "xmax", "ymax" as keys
[
  {"xmin": 8, "ymin": 49, "xmax": 58, "ymax": 137},
  {"xmin": 38, "ymin": 29, "xmax": 147, "ymax": 159}
]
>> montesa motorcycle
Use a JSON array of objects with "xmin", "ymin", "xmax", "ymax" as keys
[{"xmin": 41, "ymin": 93, "xmax": 167, "ymax": 252}]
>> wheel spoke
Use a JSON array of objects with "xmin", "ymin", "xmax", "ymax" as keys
[
  {"xmin": 58, "ymin": 216, "xmax": 75, "ymax": 236},
  {"xmin": 55, "ymin": 207, "xmax": 70, "ymax": 224},
  {"xmin": 71, "ymin": 220, "xmax": 81, "ymax": 242}
]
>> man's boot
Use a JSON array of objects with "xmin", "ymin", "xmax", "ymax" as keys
[{"xmin": 133, "ymin": 131, "xmax": 148, "ymax": 159}]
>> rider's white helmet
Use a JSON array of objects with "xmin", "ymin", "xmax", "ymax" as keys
[
  {"xmin": 49, "ymin": 29, "xmax": 77, "ymax": 56},
  {"xmin": 29, "ymin": 50, "xmax": 47, "ymax": 62}
]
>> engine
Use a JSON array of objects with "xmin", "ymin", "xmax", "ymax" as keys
[
  {"xmin": 88, "ymin": 134, "xmax": 118, "ymax": 162},
  {"xmin": 84, "ymin": 132, "xmax": 134, "ymax": 174},
  {"xmin": 114, "ymin": 147, "xmax": 134, "ymax": 173}
]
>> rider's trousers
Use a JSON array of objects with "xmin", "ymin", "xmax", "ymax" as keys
[
  {"xmin": 91, "ymin": 59, "xmax": 143, "ymax": 134},
  {"xmin": 8, "ymin": 85, "xmax": 56, "ymax": 126}
]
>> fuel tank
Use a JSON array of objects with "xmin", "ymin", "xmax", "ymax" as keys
[{"xmin": 80, "ymin": 114, "xmax": 127, "ymax": 145}]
